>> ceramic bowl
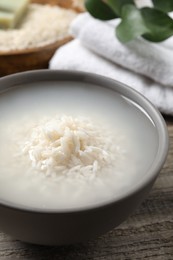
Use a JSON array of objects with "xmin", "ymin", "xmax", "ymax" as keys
[{"xmin": 0, "ymin": 70, "xmax": 169, "ymax": 245}]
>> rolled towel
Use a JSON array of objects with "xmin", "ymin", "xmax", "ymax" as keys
[
  {"xmin": 49, "ymin": 39, "xmax": 173, "ymax": 115},
  {"xmin": 70, "ymin": 13, "xmax": 173, "ymax": 87}
]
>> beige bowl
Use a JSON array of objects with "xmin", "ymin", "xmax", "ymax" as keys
[{"xmin": 0, "ymin": 0, "xmax": 75, "ymax": 76}]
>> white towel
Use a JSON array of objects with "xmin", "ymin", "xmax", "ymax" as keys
[
  {"xmin": 70, "ymin": 13, "xmax": 173, "ymax": 87},
  {"xmin": 49, "ymin": 39, "xmax": 173, "ymax": 115}
]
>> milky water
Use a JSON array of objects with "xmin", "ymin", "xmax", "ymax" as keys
[{"xmin": 0, "ymin": 81, "xmax": 158, "ymax": 210}]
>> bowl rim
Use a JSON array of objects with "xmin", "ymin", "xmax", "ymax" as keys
[
  {"xmin": 0, "ymin": 70, "xmax": 169, "ymax": 213},
  {"xmin": 0, "ymin": 36, "xmax": 72, "ymax": 56}
]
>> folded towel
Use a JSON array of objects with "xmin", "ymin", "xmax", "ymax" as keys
[
  {"xmin": 49, "ymin": 39, "xmax": 173, "ymax": 115},
  {"xmin": 70, "ymin": 13, "xmax": 173, "ymax": 87}
]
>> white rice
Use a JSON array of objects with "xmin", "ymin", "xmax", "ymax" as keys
[
  {"xmin": 0, "ymin": 4, "xmax": 77, "ymax": 51},
  {"xmin": 0, "ymin": 113, "xmax": 132, "ymax": 209},
  {"xmin": 20, "ymin": 115, "xmax": 126, "ymax": 181}
]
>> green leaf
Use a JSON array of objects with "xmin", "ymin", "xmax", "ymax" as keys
[
  {"xmin": 85, "ymin": 0, "xmax": 118, "ymax": 20},
  {"xmin": 107, "ymin": 0, "xmax": 135, "ymax": 16},
  {"xmin": 141, "ymin": 7, "xmax": 173, "ymax": 42},
  {"xmin": 116, "ymin": 4, "xmax": 149, "ymax": 42},
  {"xmin": 152, "ymin": 0, "xmax": 173, "ymax": 13}
]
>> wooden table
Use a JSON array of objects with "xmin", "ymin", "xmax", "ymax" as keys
[{"xmin": 0, "ymin": 117, "xmax": 172, "ymax": 260}]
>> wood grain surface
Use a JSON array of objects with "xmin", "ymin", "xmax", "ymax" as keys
[{"xmin": 0, "ymin": 120, "xmax": 172, "ymax": 260}]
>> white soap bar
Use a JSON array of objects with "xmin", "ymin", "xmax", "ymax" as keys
[
  {"xmin": 0, "ymin": 0, "xmax": 29, "ymax": 29},
  {"xmin": 0, "ymin": 11, "xmax": 15, "ymax": 29}
]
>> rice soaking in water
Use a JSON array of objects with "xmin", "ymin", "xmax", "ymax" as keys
[{"xmin": 0, "ymin": 80, "xmax": 158, "ymax": 209}]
